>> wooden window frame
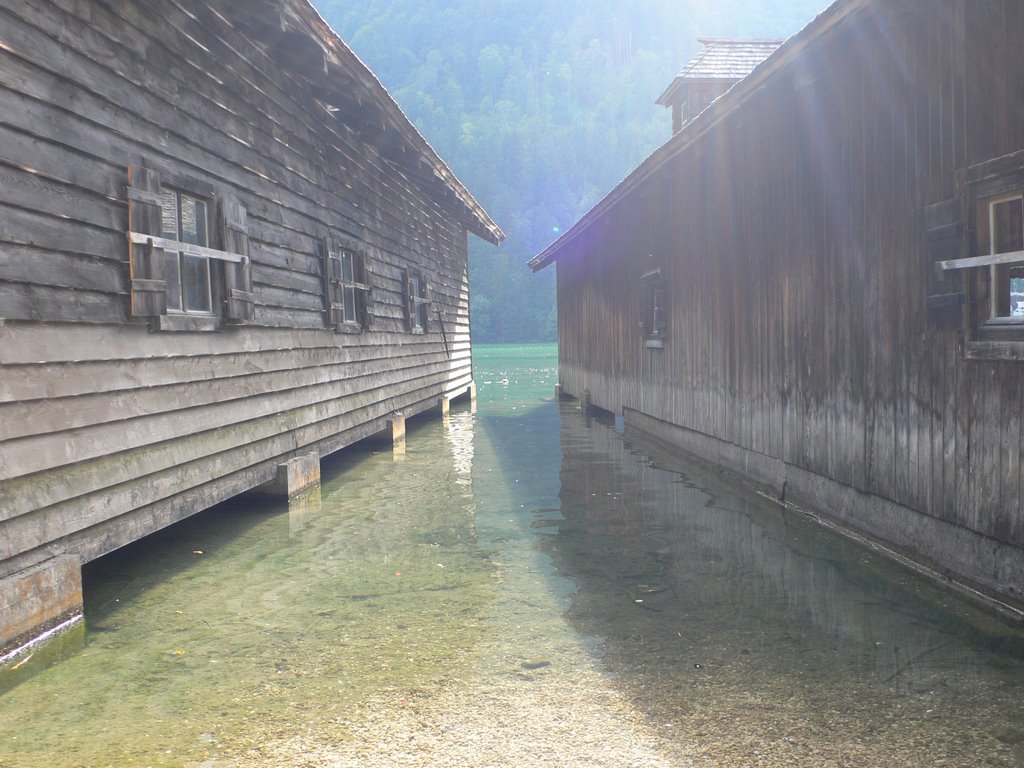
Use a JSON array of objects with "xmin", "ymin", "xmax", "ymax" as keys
[
  {"xmin": 158, "ymin": 185, "xmax": 215, "ymax": 317},
  {"xmin": 127, "ymin": 165, "xmax": 254, "ymax": 332},
  {"xmin": 980, "ymin": 192, "xmax": 1024, "ymax": 323},
  {"xmin": 932, "ymin": 153, "xmax": 1024, "ymax": 358},
  {"xmin": 403, "ymin": 268, "xmax": 430, "ymax": 334},
  {"xmin": 323, "ymin": 239, "xmax": 372, "ymax": 333},
  {"xmin": 640, "ymin": 267, "xmax": 667, "ymax": 349}
]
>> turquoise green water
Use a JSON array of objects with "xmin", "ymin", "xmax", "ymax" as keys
[{"xmin": 1, "ymin": 343, "xmax": 1023, "ymax": 767}]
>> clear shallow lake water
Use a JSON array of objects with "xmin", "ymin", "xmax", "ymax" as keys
[{"xmin": 1, "ymin": 343, "xmax": 1023, "ymax": 767}]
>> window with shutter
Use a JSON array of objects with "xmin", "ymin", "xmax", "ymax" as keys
[
  {"xmin": 126, "ymin": 166, "xmax": 167, "ymax": 318},
  {"xmin": 160, "ymin": 188, "xmax": 212, "ymax": 314},
  {"xmin": 126, "ymin": 165, "xmax": 254, "ymax": 330},
  {"xmin": 402, "ymin": 268, "xmax": 430, "ymax": 333},
  {"xmin": 323, "ymin": 239, "xmax": 372, "ymax": 332}
]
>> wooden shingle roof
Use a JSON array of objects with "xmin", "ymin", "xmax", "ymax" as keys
[
  {"xmin": 656, "ymin": 38, "xmax": 784, "ymax": 107},
  {"xmin": 680, "ymin": 38, "xmax": 784, "ymax": 81}
]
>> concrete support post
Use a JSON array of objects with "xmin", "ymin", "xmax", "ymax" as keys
[
  {"xmin": 555, "ymin": 384, "xmax": 564, "ymax": 400},
  {"xmin": 468, "ymin": 381, "xmax": 478, "ymax": 414},
  {"xmin": 439, "ymin": 396, "xmax": 451, "ymax": 418},
  {"xmin": 273, "ymin": 451, "xmax": 320, "ymax": 499},
  {"xmin": 581, "ymin": 389, "xmax": 592, "ymax": 413},
  {"xmin": 389, "ymin": 415, "xmax": 407, "ymax": 448},
  {"xmin": 388, "ymin": 415, "xmax": 407, "ymax": 459},
  {"xmin": 0, "ymin": 555, "xmax": 83, "ymax": 656}
]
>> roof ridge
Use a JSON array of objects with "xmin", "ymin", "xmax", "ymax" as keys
[{"xmin": 697, "ymin": 37, "xmax": 786, "ymax": 45}]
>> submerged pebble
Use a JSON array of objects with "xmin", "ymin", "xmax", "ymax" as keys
[{"xmin": 521, "ymin": 659, "xmax": 551, "ymax": 670}]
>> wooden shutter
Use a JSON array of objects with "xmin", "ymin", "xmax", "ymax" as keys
[
  {"xmin": 221, "ymin": 197, "xmax": 254, "ymax": 323},
  {"xmin": 126, "ymin": 165, "xmax": 166, "ymax": 317},
  {"xmin": 323, "ymin": 239, "xmax": 343, "ymax": 331},
  {"xmin": 924, "ymin": 197, "xmax": 966, "ymax": 330},
  {"xmin": 356, "ymin": 252, "xmax": 373, "ymax": 328},
  {"xmin": 402, "ymin": 268, "xmax": 414, "ymax": 330},
  {"xmin": 419, "ymin": 278, "xmax": 430, "ymax": 332}
]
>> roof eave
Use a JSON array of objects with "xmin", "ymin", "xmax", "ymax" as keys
[
  {"xmin": 529, "ymin": 0, "xmax": 866, "ymax": 272},
  {"xmin": 276, "ymin": 0, "xmax": 505, "ymax": 245}
]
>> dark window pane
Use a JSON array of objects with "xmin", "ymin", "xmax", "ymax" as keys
[
  {"xmin": 182, "ymin": 255, "xmax": 212, "ymax": 313},
  {"xmin": 343, "ymin": 285, "xmax": 357, "ymax": 323},
  {"xmin": 180, "ymin": 195, "xmax": 208, "ymax": 247},
  {"xmin": 164, "ymin": 251, "xmax": 183, "ymax": 312},
  {"xmin": 342, "ymin": 251, "xmax": 354, "ymax": 283},
  {"xmin": 160, "ymin": 190, "xmax": 178, "ymax": 240}
]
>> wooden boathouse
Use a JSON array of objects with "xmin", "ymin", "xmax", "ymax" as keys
[
  {"xmin": 530, "ymin": 0, "xmax": 1024, "ymax": 612},
  {"xmin": 0, "ymin": 0, "xmax": 502, "ymax": 653}
]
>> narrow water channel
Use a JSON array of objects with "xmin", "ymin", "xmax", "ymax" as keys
[{"xmin": 1, "ymin": 344, "xmax": 1023, "ymax": 767}]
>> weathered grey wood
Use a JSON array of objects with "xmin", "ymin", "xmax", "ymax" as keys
[
  {"xmin": 540, "ymin": 1, "xmax": 1024, "ymax": 610},
  {"xmin": 0, "ymin": 245, "xmax": 127, "ymax": 295},
  {"xmin": 0, "ymin": 0, "xmax": 493, "ymax": 648},
  {"xmin": 0, "ymin": 346, "xmax": 459, "ymax": 442},
  {"xmin": 938, "ymin": 248, "xmax": 1024, "ymax": 272},
  {"xmin": 0, "ymin": 283, "xmax": 126, "ymax": 324},
  {"xmin": 220, "ymin": 197, "xmax": 255, "ymax": 322},
  {"xmin": 126, "ymin": 165, "xmax": 165, "ymax": 317}
]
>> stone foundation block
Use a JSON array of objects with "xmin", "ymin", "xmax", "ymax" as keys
[{"xmin": 0, "ymin": 555, "xmax": 83, "ymax": 654}]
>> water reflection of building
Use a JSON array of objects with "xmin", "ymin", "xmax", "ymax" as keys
[
  {"xmin": 444, "ymin": 412, "xmax": 476, "ymax": 494},
  {"xmin": 549, "ymin": 405, "xmax": 1024, "ymax": 690}
]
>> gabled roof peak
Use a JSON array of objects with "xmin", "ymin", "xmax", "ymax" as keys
[{"xmin": 679, "ymin": 38, "xmax": 785, "ymax": 81}]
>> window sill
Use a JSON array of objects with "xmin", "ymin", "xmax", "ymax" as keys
[
  {"xmin": 333, "ymin": 322, "xmax": 364, "ymax": 334},
  {"xmin": 154, "ymin": 314, "xmax": 223, "ymax": 333},
  {"xmin": 645, "ymin": 338, "xmax": 665, "ymax": 349}
]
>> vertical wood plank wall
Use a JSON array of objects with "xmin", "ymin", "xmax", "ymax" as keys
[
  {"xmin": 554, "ymin": 1, "xmax": 1024, "ymax": 607},
  {"xmin": 0, "ymin": 0, "xmax": 480, "ymax": 581}
]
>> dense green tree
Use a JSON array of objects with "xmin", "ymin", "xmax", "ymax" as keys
[{"xmin": 317, "ymin": 0, "xmax": 827, "ymax": 342}]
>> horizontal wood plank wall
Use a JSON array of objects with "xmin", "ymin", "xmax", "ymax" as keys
[
  {"xmin": 555, "ymin": 0, "xmax": 1024, "ymax": 607},
  {"xmin": 0, "ymin": 0, "xmax": 477, "ymax": 578}
]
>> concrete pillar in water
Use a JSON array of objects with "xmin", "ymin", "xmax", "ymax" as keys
[
  {"xmin": 581, "ymin": 389, "xmax": 592, "ymax": 413},
  {"xmin": 555, "ymin": 383, "xmax": 564, "ymax": 400},
  {"xmin": 388, "ymin": 415, "xmax": 407, "ymax": 458},
  {"xmin": 468, "ymin": 381, "xmax": 478, "ymax": 414},
  {"xmin": 439, "ymin": 395, "xmax": 451, "ymax": 418},
  {"xmin": 272, "ymin": 452, "xmax": 321, "ymax": 499},
  {"xmin": 0, "ymin": 555, "xmax": 84, "ymax": 661}
]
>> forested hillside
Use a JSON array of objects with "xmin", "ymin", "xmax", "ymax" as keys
[{"xmin": 318, "ymin": 0, "xmax": 828, "ymax": 342}]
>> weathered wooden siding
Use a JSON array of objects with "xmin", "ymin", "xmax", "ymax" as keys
[
  {"xmin": 552, "ymin": 0, "xmax": 1024, "ymax": 608},
  {"xmin": 0, "ymin": 0, "xmax": 487, "ymax": 603}
]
